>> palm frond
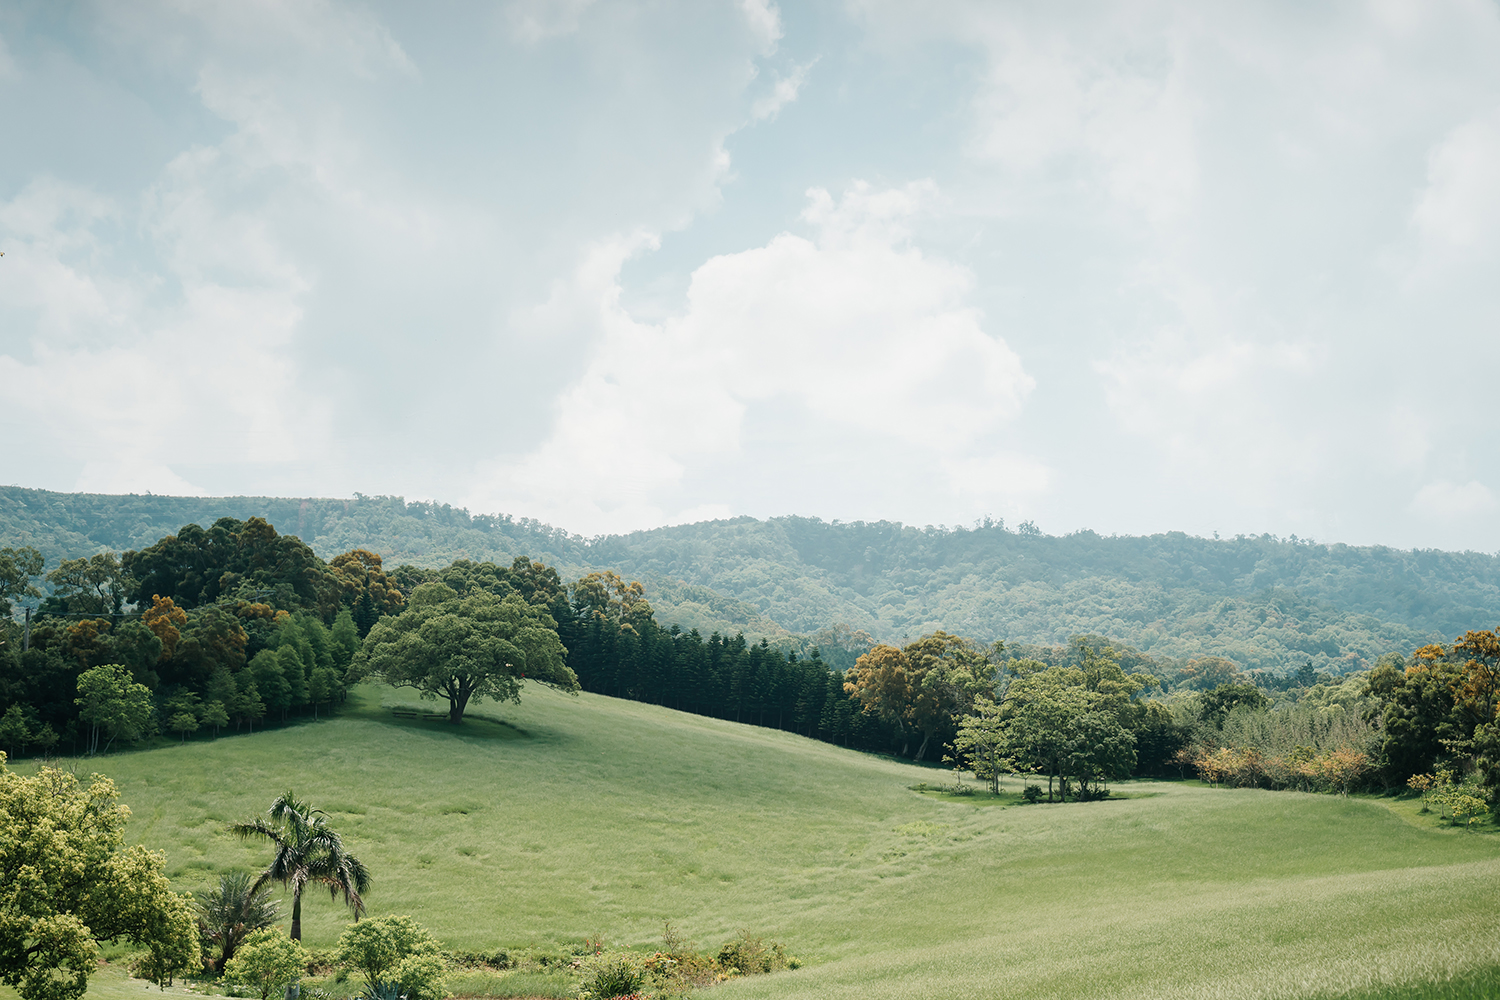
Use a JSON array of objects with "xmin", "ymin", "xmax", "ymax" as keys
[{"xmin": 233, "ymin": 791, "xmax": 371, "ymax": 926}]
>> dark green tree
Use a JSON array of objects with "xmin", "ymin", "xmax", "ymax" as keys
[
  {"xmin": 0, "ymin": 546, "xmax": 44, "ymax": 619},
  {"xmin": 355, "ymin": 586, "xmax": 577, "ymax": 724},
  {"xmin": 41, "ymin": 553, "xmax": 127, "ymax": 616},
  {"xmin": 195, "ymin": 871, "xmax": 281, "ymax": 974}
]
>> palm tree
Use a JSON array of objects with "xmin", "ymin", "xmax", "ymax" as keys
[
  {"xmin": 196, "ymin": 870, "xmax": 281, "ymax": 974},
  {"xmin": 231, "ymin": 791, "xmax": 372, "ymax": 941}
]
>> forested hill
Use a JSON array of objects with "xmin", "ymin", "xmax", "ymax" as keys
[{"xmin": 5, "ymin": 485, "xmax": 1498, "ymax": 673}]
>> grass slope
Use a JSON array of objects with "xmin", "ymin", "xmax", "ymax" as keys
[{"xmin": 21, "ymin": 686, "xmax": 1500, "ymax": 1000}]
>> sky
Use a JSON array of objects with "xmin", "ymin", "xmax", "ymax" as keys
[{"xmin": 2, "ymin": 1, "xmax": 1499, "ymax": 552}]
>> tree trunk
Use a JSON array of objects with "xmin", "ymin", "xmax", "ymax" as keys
[
  {"xmin": 449, "ymin": 687, "xmax": 472, "ymax": 724},
  {"xmin": 290, "ymin": 888, "xmax": 303, "ymax": 940},
  {"xmin": 915, "ymin": 731, "xmax": 930, "ymax": 762}
]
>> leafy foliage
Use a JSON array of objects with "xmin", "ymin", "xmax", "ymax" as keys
[
  {"xmin": 355, "ymin": 589, "xmax": 577, "ymax": 724},
  {"xmin": 0, "ymin": 545, "xmax": 43, "ymax": 618},
  {"xmin": 8, "ymin": 486, "xmax": 1500, "ymax": 672},
  {"xmin": 0, "ymin": 757, "xmax": 198, "ymax": 1000},
  {"xmin": 225, "ymin": 929, "xmax": 307, "ymax": 1000},
  {"xmin": 335, "ymin": 915, "xmax": 447, "ymax": 1000}
]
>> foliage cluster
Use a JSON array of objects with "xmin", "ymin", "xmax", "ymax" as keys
[
  {"xmin": 334, "ymin": 915, "xmax": 447, "ymax": 1000},
  {"xmin": 572, "ymin": 928, "xmax": 797, "ymax": 1000},
  {"xmin": 0, "ymin": 756, "xmax": 198, "ymax": 1000},
  {"xmin": 355, "ymin": 584, "xmax": 577, "ymax": 724},
  {"xmin": 0, "ymin": 519, "xmax": 407, "ymax": 755},
  {"xmin": 1408, "ymin": 771, "xmax": 1490, "ymax": 827},
  {"xmin": 946, "ymin": 639, "xmax": 1157, "ymax": 800},
  {"xmin": 1361, "ymin": 629, "xmax": 1500, "ymax": 807},
  {"xmin": 9, "ymin": 486, "xmax": 1500, "ymax": 673}
]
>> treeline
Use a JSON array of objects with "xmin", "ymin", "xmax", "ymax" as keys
[
  {"xmin": 8, "ymin": 486, "xmax": 1500, "ymax": 674},
  {"xmin": 0, "ymin": 518, "xmax": 407, "ymax": 756},
  {"xmin": 6, "ymin": 514, "xmax": 1499, "ymax": 818}
]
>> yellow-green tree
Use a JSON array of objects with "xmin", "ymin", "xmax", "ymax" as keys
[
  {"xmin": 0, "ymin": 757, "xmax": 198, "ymax": 1000},
  {"xmin": 335, "ymin": 914, "xmax": 448, "ymax": 1000},
  {"xmin": 224, "ymin": 929, "xmax": 306, "ymax": 1000},
  {"xmin": 845, "ymin": 633, "xmax": 994, "ymax": 760}
]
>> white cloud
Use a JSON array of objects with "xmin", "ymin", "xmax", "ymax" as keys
[
  {"xmin": 1412, "ymin": 480, "xmax": 1498, "ymax": 519},
  {"xmin": 739, "ymin": 0, "xmax": 784, "ymax": 55},
  {"xmin": 941, "ymin": 453, "xmax": 1054, "ymax": 498},
  {"xmin": 750, "ymin": 60, "xmax": 813, "ymax": 122},
  {"xmin": 900, "ymin": 7, "xmax": 1203, "ymax": 226},
  {"xmin": 1412, "ymin": 110, "xmax": 1500, "ymax": 251},
  {"xmin": 0, "ymin": 131, "xmax": 329, "ymax": 497},
  {"xmin": 468, "ymin": 182, "xmax": 1038, "ymax": 534}
]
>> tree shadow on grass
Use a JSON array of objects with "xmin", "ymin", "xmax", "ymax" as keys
[{"xmin": 378, "ymin": 705, "xmax": 534, "ymax": 741}]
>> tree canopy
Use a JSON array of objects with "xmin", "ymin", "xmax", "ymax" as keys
[
  {"xmin": 355, "ymin": 587, "xmax": 577, "ymax": 723},
  {"xmin": 122, "ymin": 516, "xmax": 337, "ymax": 616},
  {"xmin": 0, "ymin": 546, "xmax": 43, "ymax": 619},
  {"xmin": 0, "ymin": 758, "xmax": 198, "ymax": 1000},
  {"xmin": 843, "ymin": 632, "xmax": 994, "ymax": 760}
]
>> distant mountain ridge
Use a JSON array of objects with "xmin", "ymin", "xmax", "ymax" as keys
[{"xmin": 4, "ymin": 485, "xmax": 1497, "ymax": 673}]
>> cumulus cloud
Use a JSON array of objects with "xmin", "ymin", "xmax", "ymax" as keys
[
  {"xmin": 970, "ymin": 24, "xmax": 1199, "ymax": 224},
  {"xmin": 739, "ymin": 0, "xmax": 784, "ymax": 55},
  {"xmin": 468, "ymin": 183, "xmax": 1039, "ymax": 534},
  {"xmin": 1094, "ymin": 327, "xmax": 1323, "ymax": 494},
  {"xmin": 0, "ymin": 168, "xmax": 328, "ymax": 495}
]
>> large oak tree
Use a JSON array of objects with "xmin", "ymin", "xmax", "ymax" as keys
[{"xmin": 355, "ymin": 585, "xmax": 577, "ymax": 724}]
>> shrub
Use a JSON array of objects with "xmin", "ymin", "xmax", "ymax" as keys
[
  {"xmin": 197, "ymin": 871, "xmax": 281, "ymax": 976},
  {"xmin": 714, "ymin": 932, "xmax": 796, "ymax": 977},
  {"xmin": 1022, "ymin": 784, "xmax": 1043, "ymax": 803},
  {"xmin": 442, "ymin": 950, "xmax": 510, "ymax": 970},
  {"xmin": 224, "ymin": 930, "xmax": 307, "ymax": 1000},
  {"xmin": 574, "ymin": 951, "xmax": 649, "ymax": 1000},
  {"xmin": 336, "ymin": 915, "xmax": 448, "ymax": 1000}
]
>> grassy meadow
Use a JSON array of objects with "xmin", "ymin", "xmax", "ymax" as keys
[{"xmin": 25, "ymin": 684, "xmax": 1500, "ymax": 1000}]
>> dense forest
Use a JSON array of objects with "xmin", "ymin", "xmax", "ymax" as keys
[
  {"xmin": 5, "ymin": 506, "xmax": 1498, "ymax": 812},
  {"xmin": 5, "ymin": 486, "xmax": 1500, "ymax": 673}
]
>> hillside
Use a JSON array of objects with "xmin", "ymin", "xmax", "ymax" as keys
[
  {"xmin": 20, "ymin": 683, "xmax": 1500, "ymax": 1000},
  {"xmin": 6, "ymin": 485, "xmax": 1500, "ymax": 671}
]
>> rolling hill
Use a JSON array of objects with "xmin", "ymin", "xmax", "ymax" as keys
[{"xmin": 15, "ymin": 682, "xmax": 1500, "ymax": 1000}]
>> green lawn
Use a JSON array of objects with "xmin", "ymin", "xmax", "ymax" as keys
[{"xmin": 22, "ymin": 684, "xmax": 1500, "ymax": 999}]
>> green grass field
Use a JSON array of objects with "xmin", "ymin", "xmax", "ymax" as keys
[{"xmin": 23, "ymin": 684, "xmax": 1500, "ymax": 1000}]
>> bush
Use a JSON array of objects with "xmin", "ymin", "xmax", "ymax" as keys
[
  {"xmin": 574, "ymin": 951, "xmax": 650, "ymax": 1000},
  {"xmin": 1022, "ymin": 784, "xmax": 1043, "ymax": 803},
  {"xmin": 336, "ymin": 915, "xmax": 448, "ymax": 1000},
  {"xmin": 714, "ymin": 932, "xmax": 796, "ymax": 977},
  {"xmin": 443, "ymin": 949, "xmax": 510, "ymax": 970},
  {"xmin": 224, "ymin": 930, "xmax": 307, "ymax": 1000}
]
